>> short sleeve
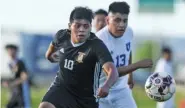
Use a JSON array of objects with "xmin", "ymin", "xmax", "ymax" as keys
[
  {"xmin": 93, "ymin": 40, "xmax": 113, "ymax": 66},
  {"xmin": 51, "ymin": 29, "xmax": 69, "ymax": 49},
  {"xmin": 51, "ymin": 30, "xmax": 63, "ymax": 48},
  {"xmin": 18, "ymin": 60, "xmax": 27, "ymax": 73}
]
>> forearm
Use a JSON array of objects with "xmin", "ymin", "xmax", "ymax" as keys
[
  {"xmin": 47, "ymin": 55, "xmax": 59, "ymax": 63},
  {"xmin": 118, "ymin": 63, "xmax": 139, "ymax": 77},
  {"xmin": 45, "ymin": 43, "xmax": 59, "ymax": 63},
  {"xmin": 104, "ymin": 68, "xmax": 119, "ymax": 88},
  {"xmin": 9, "ymin": 72, "xmax": 28, "ymax": 87},
  {"xmin": 9, "ymin": 78, "xmax": 25, "ymax": 87}
]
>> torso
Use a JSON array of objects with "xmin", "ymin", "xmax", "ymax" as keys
[
  {"xmin": 53, "ymin": 30, "xmax": 111, "ymax": 97},
  {"xmin": 96, "ymin": 26, "xmax": 133, "ymax": 89}
]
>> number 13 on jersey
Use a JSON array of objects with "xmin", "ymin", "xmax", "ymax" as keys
[{"xmin": 116, "ymin": 54, "xmax": 126, "ymax": 67}]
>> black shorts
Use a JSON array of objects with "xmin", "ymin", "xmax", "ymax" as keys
[
  {"xmin": 42, "ymin": 85, "xmax": 98, "ymax": 108},
  {"xmin": 7, "ymin": 90, "xmax": 24, "ymax": 108}
]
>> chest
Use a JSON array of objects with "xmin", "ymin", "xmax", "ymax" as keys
[
  {"xmin": 57, "ymin": 41, "xmax": 95, "ymax": 70},
  {"xmin": 102, "ymin": 36, "xmax": 132, "ymax": 67},
  {"xmin": 9, "ymin": 60, "xmax": 21, "ymax": 78}
]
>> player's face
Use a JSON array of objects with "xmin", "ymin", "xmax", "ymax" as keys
[
  {"xmin": 94, "ymin": 14, "xmax": 107, "ymax": 32},
  {"xmin": 69, "ymin": 19, "xmax": 91, "ymax": 43},
  {"xmin": 7, "ymin": 48, "xmax": 17, "ymax": 58},
  {"xmin": 107, "ymin": 12, "xmax": 128, "ymax": 37},
  {"xmin": 164, "ymin": 53, "xmax": 172, "ymax": 61}
]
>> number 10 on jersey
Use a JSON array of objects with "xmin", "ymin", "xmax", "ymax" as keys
[{"xmin": 64, "ymin": 59, "xmax": 74, "ymax": 70}]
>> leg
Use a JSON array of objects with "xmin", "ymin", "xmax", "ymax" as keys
[
  {"xmin": 40, "ymin": 85, "xmax": 78, "ymax": 108},
  {"xmin": 6, "ymin": 90, "xmax": 22, "ymax": 108},
  {"xmin": 110, "ymin": 87, "xmax": 137, "ymax": 108},
  {"xmin": 77, "ymin": 97, "xmax": 99, "ymax": 108}
]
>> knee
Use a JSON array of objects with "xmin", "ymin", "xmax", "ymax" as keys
[{"xmin": 39, "ymin": 102, "xmax": 55, "ymax": 108}]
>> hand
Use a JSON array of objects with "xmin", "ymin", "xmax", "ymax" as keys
[
  {"xmin": 136, "ymin": 59, "xmax": 153, "ymax": 68},
  {"xmin": 97, "ymin": 84, "xmax": 109, "ymax": 98},
  {"xmin": 128, "ymin": 77, "xmax": 134, "ymax": 89},
  {"xmin": 50, "ymin": 51, "xmax": 60, "ymax": 62}
]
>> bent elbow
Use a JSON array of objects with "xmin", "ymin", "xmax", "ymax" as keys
[{"xmin": 45, "ymin": 52, "xmax": 50, "ymax": 60}]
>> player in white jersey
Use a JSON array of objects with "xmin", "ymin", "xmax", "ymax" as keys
[
  {"xmin": 155, "ymin": 47, "xmax": 175, "ymax": 108},
  {"xmin": 95, "ymin": 2, "xmax": 153, "ymax": 108}
]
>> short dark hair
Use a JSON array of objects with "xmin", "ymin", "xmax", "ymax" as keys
[
  {"xmin": 5, "ymin": 44, "xmax": 18, "ymax": 50},
  {"xmin": 94, "ymin": 9, "xmax": 108, "ymax": 16},
  {"xmin": 69, "ymin": 6, "xmax": 94, "ymax": 23},
  {"xmin": 162, "ymin": 47, "xmax": 172, "ymax": 54},
  {"xmin": 108, "ymin": 1, "xmax": 130, "ymax": 14}
]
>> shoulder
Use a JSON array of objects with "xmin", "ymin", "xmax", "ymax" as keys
[
  {"xmin": 54, "ymin": 29, "xmax": 70, "ymax": 40},
  {"xmin": 17, "ymin": 59, "xmax": 26, "ymax": 67},
  {"xmin": 88, "ymin": 33, "xmax": 104, "ymax": 46},
  {"xmin": 90, "ymin": 38, "xmax": 106, "ymax": 50},
  {"xmin": 157, "ymin": 58, "xmax": 166, "ymax": 65},
  {"xmin": 17, "ymin": 59, "xmax": 24, "ymax": 64},
  {"xmin": 125, "ymin": 26, "xmax": 134, "ymax": 38},
  {"xmin": 88, "ymin": 32, "xmax": 102, "ymax": 42},
  {"xmin": 95, "ymin": 26, "xmax": 108, "ymax": 39}
]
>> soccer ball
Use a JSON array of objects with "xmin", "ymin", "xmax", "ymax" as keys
[{"xmin": 145, "ymin": 72, "xmax": 176, "ymax": 102}]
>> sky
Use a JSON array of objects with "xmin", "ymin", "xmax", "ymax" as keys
[{"xmin": 1, "ymin": 0, "xmax": 185, "ymax": 36}]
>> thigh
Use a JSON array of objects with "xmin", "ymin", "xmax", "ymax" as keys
[
  {"xmin": 110, "ymin": 87, "xmax": 137, "ymax": 108},
  {"xmin": 7, "ymin": 91, "xmax": 24, "ymax": 108},
  {"xmin": 78, "ymin": 97, "xmax": 98, "ymax": 108},
  {"xmin": 42, "ymin": 85, "xmax": 78, "ymax": 108}
]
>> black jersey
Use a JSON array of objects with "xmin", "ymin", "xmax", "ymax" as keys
[
  {"xmin": 51, "ymin": 29, "xmax": 113, "ymax": 97},
  {"xmin": 6, "ymin": 59, "xmax": 27, "ymax": 108},
  {"xmin": 8, "ymin": 59, "xmax": 27, "ymax": 90}
]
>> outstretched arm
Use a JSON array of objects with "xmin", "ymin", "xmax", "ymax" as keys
[{"xmin": 118, "ymin": 59, "xmax": 153, "ymax": 77}]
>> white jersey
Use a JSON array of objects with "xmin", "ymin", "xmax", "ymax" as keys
[
  {"xmin": 154, "ymin": 58, "xmax": 175, "ymax": 108},
  {"xmin": 154, "ymin": 58, "xmax": 173, "ymax": 77},
  {"xmin": 96, "ymin": 26, "xmax": 133, "ymax": 89}
]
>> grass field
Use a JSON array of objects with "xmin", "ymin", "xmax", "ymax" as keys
[{"xmin": 1, "ymin": 85, "xmax": 185, "ymax": 108}]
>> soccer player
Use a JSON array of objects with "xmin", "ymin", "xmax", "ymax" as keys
[
  {"xmin": 155, "ymin": 47, "xmax": 175, "ymax": 108},
  {"xmin": 39, "ymin": 7, "xmax": 119, "ymax": 108},
  {"xmin": 96, "ymin": 1, "xmax": 152, "ymax": 108},
  {"xmin": 2, "ymin": 44, "xmax": 28, "ymax": 108},
  {"xmin": 94, "ymin": 9, "xmax": 108, "ymax": 32}
]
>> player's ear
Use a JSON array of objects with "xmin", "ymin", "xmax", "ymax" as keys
[
  {"xmin": 68, "ymin": 23, "xmax": 71, "ymax": 30},
  {"xmin": 106, "ymin": 16, "xmax": 109, "ymax": 25}
]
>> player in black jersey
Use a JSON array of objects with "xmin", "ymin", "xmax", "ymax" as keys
[
  {"xmin": 2, "ymin": 44, "xmax": 29, "ymax": 108},
  {"xmin": 39, "ymin": 7, "xmax": 119, "ymax": 108}
]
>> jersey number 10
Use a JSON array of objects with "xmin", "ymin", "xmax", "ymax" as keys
[{"xmin": 64, "ymin": 59, "xmax": 74, "ymax": 70}]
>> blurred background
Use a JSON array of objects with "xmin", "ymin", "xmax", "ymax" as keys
[{"xmin": 1, "ymin": 0, "xmax": 185, "ymax": 108}]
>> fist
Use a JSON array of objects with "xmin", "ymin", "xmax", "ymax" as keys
[
  {"xmin": 128, "ymin": 77, "xmax": 134, "ymax": 89},
  {"xmin": 97, "ymin": 85, "xmax": 109, "ymax": 98},
  {"xmin": 137, "ymin": 59, "xmax": 153, "ymax": 68}
]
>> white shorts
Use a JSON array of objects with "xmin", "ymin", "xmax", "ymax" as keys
[{"xmin": 98, "ymin": 87, "xmax": 137, "ymax": 108}]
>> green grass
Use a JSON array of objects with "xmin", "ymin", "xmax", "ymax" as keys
[{"xmin": 1, "ymin": 85, "xmax": 185, "ymax": 108}]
